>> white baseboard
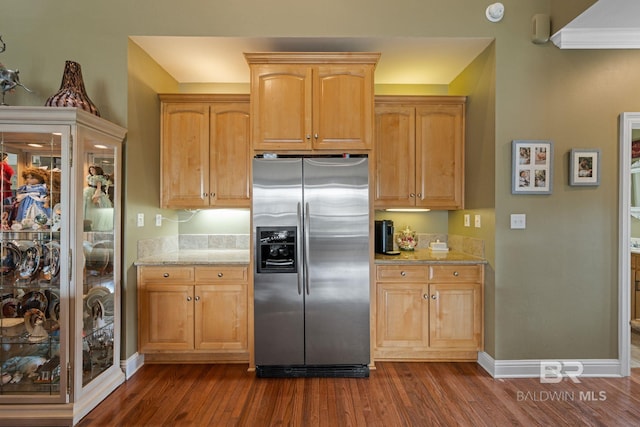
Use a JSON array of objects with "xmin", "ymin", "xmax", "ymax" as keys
[
  {"xmin": 477, "ymin": 351, "xmax": 624, "ymax": 378},
  {"xmin": 120, "ymin": 352, "xmax": 144, "ymax": 379}
]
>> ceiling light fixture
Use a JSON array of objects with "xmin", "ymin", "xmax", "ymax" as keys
[{"xmin": 486, "ymin": 2, "xmax": 505, "ymax": 23}]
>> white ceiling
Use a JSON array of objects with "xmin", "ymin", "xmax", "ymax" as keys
[{"xmin": 130, "ymin": 36, "xmax": 493, "ymax": 85}]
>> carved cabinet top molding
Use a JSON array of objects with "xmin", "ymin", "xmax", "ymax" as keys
[{"xmin": 243, "ymin": 52, "xmax": 381, "ymax": 65}]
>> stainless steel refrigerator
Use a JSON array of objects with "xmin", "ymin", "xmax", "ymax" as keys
[{"xmin": 253, "ymin": 156, "xmax": 370, "ymax": 378}]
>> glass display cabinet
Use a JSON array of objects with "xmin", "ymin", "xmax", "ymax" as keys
[{"xmin": 0, "ymin": 107, "xmax": 126, "ymax": 425}]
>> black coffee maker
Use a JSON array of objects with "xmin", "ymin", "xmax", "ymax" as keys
[{"xmin": 375, "ymin": 220, "xmax": 394, "ymax": 254}]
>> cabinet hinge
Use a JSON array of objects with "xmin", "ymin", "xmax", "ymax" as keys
[
  {"xmin": 69, "ymin": 134, "xmax": 73, "ymax": 167},
  {"xmin": 67, "ymin": 362, "xmax": 72, "ymax": 396}
]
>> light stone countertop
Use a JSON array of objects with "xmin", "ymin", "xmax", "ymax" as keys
[
  {"xmin": 134, "ymin": 249, "xmax": 250, "ymax": 266},
  {"xmin": 375, "ymin": 249, "xmax": 486, "ymax": 265}
]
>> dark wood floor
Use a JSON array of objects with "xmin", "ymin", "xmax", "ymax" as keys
[{"xmin": 78, "ymin": 362, "xmax": 640, "ymax": 426}]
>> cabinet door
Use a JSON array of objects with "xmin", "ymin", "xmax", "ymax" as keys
[
  {"xmin": 376, "ymin": 282, "xmax": 429, "ymax": 350},
  {"xmin": 139, "ymin": 283, "xmax": 194, "ymax": 352},
  {"xmin": 428, "ymin": 283, "xmax": 482, "ymax": 350},
  {"xmin": 210, "ymin": 103, "xmax": 251, "ymax": 207},
  {"xmin": 250, "ymin": 64, "xmax": 312, "ymax": 150},
  {"xmin": 374, "ymin": 106, "xmax": 416, "ymax": 207},
  {"xmin": 161, "ymin": 103, "xmax": 211, "ymax": 208},
  {"xmin": 313, "ymin": 64, "xmax": 374, "ymax": 150},
  {"xmin": 415, "ymin": 104, "xmax": 465, "ymax": 209},
  {"xmin": 195, "ymin": 284, "xmax": 248, "ymax": 351}
]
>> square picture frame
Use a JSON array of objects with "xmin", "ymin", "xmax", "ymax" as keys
[
  {"xmin": 569, "ymin": 149, "xmax": 600, "ymax": 186},
  {"xmin": 512, "ymin": 140, "xmax": 553, "ymax": 194}
]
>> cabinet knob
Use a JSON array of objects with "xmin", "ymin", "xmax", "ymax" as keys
[
  {"xmin": 431, "ymin": 294, "xmax": 438, "ymax": 300},
  {"xmin": 306, "ymin": 134, "xmax": 311, "ymax": 140},
  {"xmin": 400, "ymin": 271, "xmax": 406, "ymax": 277},
  {"xmin": 453, "ymin": 271, "xmax": 459, "ymax": 277},
  {"xmin": 423, "ymin": 293, "xmax": 429, "ymax": 300},
  {"xmin": 218, "ymin": 272, "xmax": 223, "ymax": 278},
  {"xmin": 410, "ymin": 193, "xmax": 415, "ymax": 198},
  {"xmin": 163, "ymin": 273, "xmax": 170, "ymax": 278},
  {"xmin": 187, "ymin": 296, "xmax": 192, "ymax": 301},
  {"xmin": 314, "ymin": 133, "xmax": 319, "ymax": 139},
  {"xmin": 211, "ymin": 192, "xmax": 216, "ymax": 198},
  {"xmin": 195, "ymin": 296, "xmax": 200, "ymax": 301},
  {"xmin": 417, "ymin": 193, "xmax": 422, "ymax": 198}
]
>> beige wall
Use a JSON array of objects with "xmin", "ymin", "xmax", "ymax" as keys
[{"xmin": 4, "ymin": 0, "xmax": 633, "ymax": 362}]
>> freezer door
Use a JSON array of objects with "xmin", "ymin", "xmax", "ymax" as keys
[
  {"xmin": 253, "ymin": 158, "xmax": 304, "ymax": 365},
  {"xmin": 303, "ymin": 157, "xmax": 370, "ymax": 365}
]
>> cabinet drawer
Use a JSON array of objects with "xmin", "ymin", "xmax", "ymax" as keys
[
  {"xmin": 376, "ymin": 265, "xmax": 429, "ymax": 282},
  {"xmin": 195, "ymin": 266, "xmax": 248, "ymax": 282},
  {"xmin": 139, "ymin": 266, "xmax": 195, "ymax": 283},
  {"xmin": 429, "ymin": 265, "xmax": 482, "ymax": 282}
]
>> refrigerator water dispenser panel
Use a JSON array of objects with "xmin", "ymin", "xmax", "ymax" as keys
[{"xmin": 257, "ymin": 226, "xmax": 297, "ymax": 273}]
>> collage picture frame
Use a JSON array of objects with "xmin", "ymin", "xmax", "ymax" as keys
[{"xmin": 511, "ymin": 140, "xmax": 553, "ymax": 195}]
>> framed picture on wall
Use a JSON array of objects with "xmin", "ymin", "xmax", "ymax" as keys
[
  {"xmin": 569, "ymin": 149, "xmax": 600, "ymax": 186},
  {"xmin": 511, "ymin": 140, "xmax": 553, "ymax": 194}
]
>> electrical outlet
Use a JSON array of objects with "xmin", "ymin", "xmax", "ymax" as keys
[
  {"xmin": 510, "ymin": 213, "xmax": 526, "ymax": 229},
  {"xmin": 137, "ymin": 213, "xmax": 144, "ymax": 227},
  {"xmin": 474, "ymin": 214, "xmax": 481, "ymax": 228},
  {"xmin": 464, "ymin": 214, "xmax": 470, "ymax": 227},
  {"xmin": 155, "ymin": 214, "xmax": 162, "ymax": 227}
]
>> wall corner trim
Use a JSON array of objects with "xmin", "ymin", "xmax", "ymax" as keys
[{"xmin": 121, "ymin": 352, "xmax": 145, "ymax": 380}]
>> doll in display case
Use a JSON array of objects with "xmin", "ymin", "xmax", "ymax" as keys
[
  {"xmin": 12, "ymin": 167, "xmax": 51, "ymax": 228},
  {"xmin": 83, "ymin": 165, "xmax": 113, "ymax": 231}
]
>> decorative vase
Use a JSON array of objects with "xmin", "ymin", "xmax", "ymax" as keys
[
  {"xmin": 45, "ymin": 60, "xmax": 100, "ymax": 116},
  {"xmin": 397, "ymin": 226, "xmax": 418, "ymax": 251}
]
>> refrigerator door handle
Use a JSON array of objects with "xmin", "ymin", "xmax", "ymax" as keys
[
  {"xmin": 296, "ymin": 202, "xmax": 303, "ymax": 295},
  {"xmin": 304, "ymin": 202, "xmax": 311, "ymax": 295}
]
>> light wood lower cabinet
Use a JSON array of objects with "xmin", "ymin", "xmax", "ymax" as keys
[
  {"xmin": 374, "ymin": 264, "xmax": 483, "ymax": 361},
  {"xmin": 138, "ymin": 265, "xmax": 249, "ymax": 363}
]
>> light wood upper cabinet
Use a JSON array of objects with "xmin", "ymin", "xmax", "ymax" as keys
[
  {"xmin": 245, "ymin": 52, "xmax": 379, "ymax": 151},
  {"xmin": 160, "ymin": 94, "xmax": 250, "ymax": 209},
  {"xmin": 375, "ymin": 96, "xmax": 466, "ymax": 209}
]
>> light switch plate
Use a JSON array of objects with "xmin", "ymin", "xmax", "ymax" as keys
[
  {"xmin": 510, "ymin": 214, "xmax": 526, "ymax": 229},
  {"xmin": 464, "ymin": 214, "xmax": 470, "ymax": 227},
  {"xmin": 137, "ymin": 213, "xmax": 144, "ymax": 227},
  {"xmin": 474, "ymin": 214, "xmax": 481, "ymax": 228}
]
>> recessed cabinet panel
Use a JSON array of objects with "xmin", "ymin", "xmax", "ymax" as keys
[
  {"xmin": 210, "ymin": 104, "xmax": 251, "ymax": 206},
  {"xmin": 416, "ymin": 104, "xmax": 464, "ymax": 208},
  {"xmin": 314, "ymin": 64, "xmax": 374, "ymax": 150},
  {"xmin": 161, "ymin": 103, "xmax": 210, "ymax": 208},
  {"xmin": 375, "ymin": 107, "xmax": 416, "ymax": 204},
  {"xmin": 251, "ymin": 65, "xmax": 311, "ymax": 150},
  {"xmin": 195, "ymin": 284, "xmax": 247, "ymax": 351},
  {"xmin": 376, "ymin": 283, "xmax": 428, "ymax": 349},
  {"xmin": 143, "ymin": 284, "xmax": 195, "ymax": 351},
  {"xmin": 428, "ymin": 284, "xmax": 482, "ymax": 350}
]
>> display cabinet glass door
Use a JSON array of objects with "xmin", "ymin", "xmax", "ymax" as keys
[
  {"xmin": 78, "ymin": 132, "xmax": 118, "ymax": 388},
  {"xmin": 0, "ymin": 128, "xmax": 68, "ymax": 402}
]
